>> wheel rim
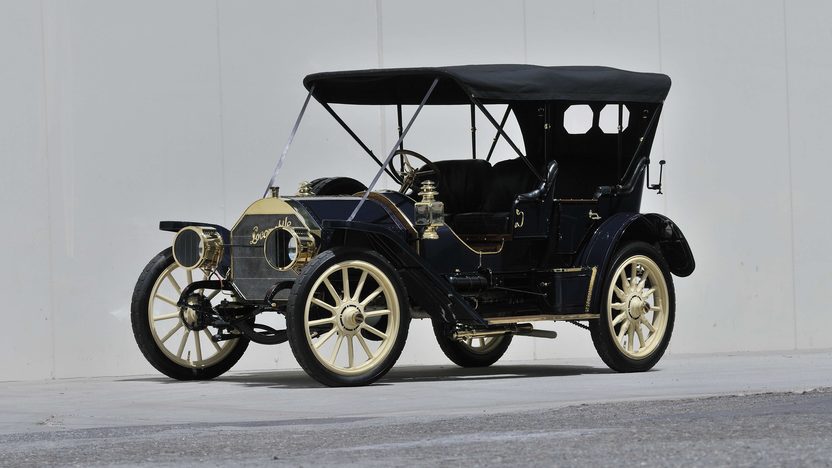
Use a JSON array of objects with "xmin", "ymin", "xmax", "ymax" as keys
[
  {"xmin": 606, "ymin": 255, "xmax": 669, "ymax": 360},
  {"xmin": 303, "ymin": 260, "xmax": 400, "ymax": 376},
  {"xmin": 459, "ymin": 336, "xmax": 505, "ymax": 354},
  {"xmin": 148, "ymin": 263, "xmax": 238, "ymax": 368}
]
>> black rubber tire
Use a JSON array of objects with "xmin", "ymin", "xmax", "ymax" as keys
[
  {"xmin": 432, "ymin": 321, "xmax": 513, "ymax": 367},
  {"xmin": 131, "ymin": 248, "xmax": 249, "ymax": 380},
  {"xmin": 285, "ymin": 247, "xmax": 410, "ymax": 387},
  {"xmin": 589, "ymin": 241, "xmax": 675, "ymax": 372}
]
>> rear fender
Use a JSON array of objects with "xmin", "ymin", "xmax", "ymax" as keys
[{"xmin": 578, "ymin": 212, "xmax": 695, "ymax": 312}]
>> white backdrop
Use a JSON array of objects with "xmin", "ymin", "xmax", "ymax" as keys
[{"xmin": 2, "ymin": 0, "xmax": 830, "ymax": 381}]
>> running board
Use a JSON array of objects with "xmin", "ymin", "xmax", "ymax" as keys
[{"xmin": 485, "ymin": 314, "xmax": 599, "ymax": 325}]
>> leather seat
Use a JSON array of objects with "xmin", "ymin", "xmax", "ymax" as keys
[
  {"xmin": 414, "ymin": 159, "xmax": 491, "ymax": 215},
  {"xmin": 483, "ymin": 158, "xmax": 540, "ymax": 212}
]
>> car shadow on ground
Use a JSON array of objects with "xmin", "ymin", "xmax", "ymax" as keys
[{"xmin": 122, "ymin": 364, "xmax": 612, "ymax": 389}]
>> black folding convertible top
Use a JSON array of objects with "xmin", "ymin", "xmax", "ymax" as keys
[{"xmin": 304, "ymin": 64, "xmax": 671, "ymax": 105}]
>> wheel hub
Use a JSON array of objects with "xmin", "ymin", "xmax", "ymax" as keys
[
  {"xmin": 181, "ymin": 294, "xmax": 210, "ymax": 331},
  {"xmin": 339, "ymin": 304, "xmax": 365, "ymax": 332},
  {"xmin": 627, "ymin": 295, "xmax": 646, "ymax": 319}
]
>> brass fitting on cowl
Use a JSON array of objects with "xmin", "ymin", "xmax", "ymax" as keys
[
  {"xmin": 415, "ymin": 180, "xmax": 444, "ymax": 240},
  {"xmin": 296, "ymin": 181, "xmax": 313, "ymax": 196}
]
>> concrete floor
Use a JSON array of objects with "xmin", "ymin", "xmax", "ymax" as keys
[{"xmin": 1, "ymin": 350, "xmax": 831, "ymax": 466}]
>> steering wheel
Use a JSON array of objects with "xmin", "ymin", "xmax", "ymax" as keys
[{"xmin": 392, "ymin": 149, "xmax": 442, "ymax": 194}]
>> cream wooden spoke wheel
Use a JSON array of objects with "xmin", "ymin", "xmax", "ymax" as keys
[
  {"xmin": 431, "ymin": 321, "xmax": 512, "ymax": 368},
  {"xmin": 590, "ymin": 242, "xmax": 675, "ymax": 373},
  {"xmin": 147, "ymin": 263, "xmax": 238, "ymax": 369},
  {"xmin": 131, "ymin": 248, "xmax": 249, "ymax": 380},
  {"xmin": 286, "ymin": 248, "xmax": 410, "ymax": 387},
  {"xmin": 607, "ymin": 255, "xmax": 668, "ymax": 359}
]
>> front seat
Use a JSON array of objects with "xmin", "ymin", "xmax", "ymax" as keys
[{"xmin": 451, "ymin": 158, "xmax": 542, "ymax": 237}]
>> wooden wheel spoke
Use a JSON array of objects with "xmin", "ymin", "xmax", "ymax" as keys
[
  {"xmin": 641, "ymin": 317, "xmax": 657, "ymax": 333},
  {"xmin": 311, "ymin": 298, "xmax": 337, "ymax": 313},
  {"xmin": 361, "ymin": 323, "xmax": 388, "ymax": 340},
  {"xmin": 341, "ymin": 267, "xmax": 351, "ymax": 302},
  {"xmin": 204, "ymin": 330, "xmax": 222, "ymax": 352},
  {"xmin": 330, "ymin": 334, "xmax": 345, "ymax": 364},
  {"xmin": 347, "ymin": 335, "xmax": 355, "ymax": 368},
  {"xmin": 642, "ymin": 288, "xmax": 656, "ymax": 299},
  {"xmin": 356, "ymin": 334, "xmax": 373, "ymax": 360},
  {"xmin": 194, "ymin": 331, "xmax": 203, "ymax": 362},
  {"xmin": 619, "ymin": 270, "xmax": 630, "ymax": 290},
  {"xmin": 153, "ymin": 312, "xmax": 179, "ymax": 322},
  {"xmin": 308, "ymin": 317, "xmax": 335, "ymax": 327},
  {"xmin": 638, "ymin": 270, "xmax": 649, "ymax": 291},
  {"xmin": 323, "ymin": 278, "xmax": 342, "ymax": 306},
  {"xmin": 177, "ymin": 329, "xmax": 190, "ymax": 358},
  {"xmin": 186, "ymin": 269, "xmax": 193, "ymax": 285},
  {"xmin": 363, "ymin": 309, "xmax": 390, "ymax": 318},
  {"xmin": 352, "ymin": 271, "xmax": 369, "ymax": 301},
  {"xmin": 612, "ymin": 312, "xmax": 627, "ymax": 326},
  {"xmin": 155, "ymin": 295, "xmax": 179, "ymax": 308},
  {"xmin": 627, "ymin": 326, "xmax": 635, "ymax": 352},
  {"xmin": 616, "ymin": 321, "xmax": 629, "ymax": 342},
  {"xmin": 166, "ymin": 274, "xmax": 182, "ymax": 295},
  {"xmin": 635, "ymin": 325, "xmax": 646, "ymax": 349},
  {"xmin": 360, "ymin": 287, "xmax": 384, "ymax": 307},
  {"xmin": 610, "ymin": 302, "xmax": 626, "ymax": 311},
  {"xmin": 160, "ymin": 321, "xmax": 183, "ymax": 343},
  {"xmin": 313, "ymin": 328, "xmax": 337, "ymax": 350},
  {"xmin": 614, "ymin": 286, "xmax": 626, "ymax": 301}
]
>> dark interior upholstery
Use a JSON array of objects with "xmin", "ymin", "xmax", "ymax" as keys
[
  {"xmin": 423, "ymin": 160, "xmax": 492, "ymax": 215},
  {"xmin": 412, "ymin": 157, "xmax": 543, "ymax": 236},
  {"xmin": 483, "ymin": 158, "xmax": 540, "ymax": 212}
]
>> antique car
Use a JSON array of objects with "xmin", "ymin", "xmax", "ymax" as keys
[{"xmin": 131, "ymin": 65, "xmax": 695, "ymax": 386}]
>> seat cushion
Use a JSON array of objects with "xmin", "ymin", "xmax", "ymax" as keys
[
  {"xmin": 482, "ymin": 158, "xmax": 540, "ymax": 212},
  {"xmin": 450, "ymin": 212, "xmax": 512, "ymax": 236}
]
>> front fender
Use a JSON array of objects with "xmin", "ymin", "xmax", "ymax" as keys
[
  {"xmin": 159, "ymin": 220, "xmax": 230, "ymax": 240},
  {"xmin": 577, "ymin": 212, "xmax": 695, "ymax": 312},
  {"xmin": 321, "ymin": 220, "xmax": 485, "ymax": 325}
]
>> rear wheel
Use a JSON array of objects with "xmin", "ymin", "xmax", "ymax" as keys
[
  {"xmin": 432, "ymin": 322, "xmax": 512, "ymax": 368},
  {"xmin": 590, "ymin": 241, "xmax": 675, "ymax": 372},
  {"xmin": 286, "ymin": 248, "xmax": 410, "ymax": 386},
  {"xmin": 131, "ymin": 248, "xmax": 248, "ymax": 380}
]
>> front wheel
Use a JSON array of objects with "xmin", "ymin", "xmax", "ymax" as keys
[
  {"xmin": 286, "ymin": 248, "xmax": 410, "ymax": 386},
  {"xmin": 590, "ymin": 241, "xmax": 675, "ymax": 372},
  {"xmin": 131, "ymin": 248, "xmax": 249, "ymax": 380}
]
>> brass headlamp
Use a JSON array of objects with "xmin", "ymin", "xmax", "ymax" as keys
[{"xmin": 172, "ymin": 227, "xmax": 224, "ymax": 271}]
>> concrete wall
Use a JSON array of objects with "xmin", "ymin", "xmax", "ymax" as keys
[{"xmin": 2, "ymin": 0, "xmax": 830, "ymax": 381}]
